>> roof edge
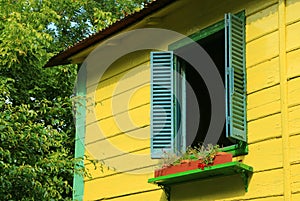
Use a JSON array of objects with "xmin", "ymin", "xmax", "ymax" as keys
[{"xmin": 44, "ymin": 0, "xmax": 174, "ymax": 67}]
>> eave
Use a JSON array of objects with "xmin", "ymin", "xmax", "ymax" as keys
[{"xmin": 44, "ymin": 0, "xmax": 175, "ymax": 67}]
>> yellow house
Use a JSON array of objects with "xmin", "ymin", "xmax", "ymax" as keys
[{"xmin": 46, "ymin": 0, "xmax": 300, "ymax": 200}]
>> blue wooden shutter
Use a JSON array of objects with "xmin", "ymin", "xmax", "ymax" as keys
[
  {"xmin": 225, "ymin": 13, "xmax": 247, "ymax": 142},
  {"xmin": 150, "ymin": 51, "xmax": 174, "ymax": 158}
]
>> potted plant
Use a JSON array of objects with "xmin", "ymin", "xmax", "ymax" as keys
[{"xmin": 154, "ymin": 144, "xmax": 232, "ymax": 177}]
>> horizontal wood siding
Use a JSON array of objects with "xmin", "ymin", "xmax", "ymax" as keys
[
  {"xmin": 247, "ymin": 85, "xmax": 281, "ymax": 121},
  {"xmin": 286, "ymin": 1, "xmax": 300, "ymax": 201},
  {"xmin": 173, "ymin": 0, "xmax": 299, "ymax": 200},
  {"xmin": 83, "ymin": 50, "xmax": 163, "ymax": 200},
  {"xmin": 81, "ymin": 0, "xmax": 300, "ymax": 200},
  {"xmin": 244, "ymin": 2, "xmax": 284, "ymax": 199},
  {"xmin": 172, "ymin": 169, "xmax": 284, "ymax": 201},
  {"xmin": 291, "ymin": 163, "xmax": 300, "ymax": 194}
]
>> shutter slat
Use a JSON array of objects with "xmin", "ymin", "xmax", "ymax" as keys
[
  {"xmin": 151, "ymin": 51, "xmax": 174, "ymax": 158},
  {"xmin": 152, "ymin": 129, "xmax": 172, "ymax": 132},
  {"xmin": 225, "ymin": 13, "xmax": 247, "ymax": 142}
]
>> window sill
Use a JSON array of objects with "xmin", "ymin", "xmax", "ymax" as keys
[
  {"xmin": 219, "ymin": 143, "xmax": 248, "ymax": 156},
  {"xmin": 148, "ymin": 161, "xmax": 253, "ymax": 193}
]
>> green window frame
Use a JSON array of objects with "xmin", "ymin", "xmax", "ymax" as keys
[{"xmin": 150, "ymin": 12, "xmax": 247, "ymax": 159}]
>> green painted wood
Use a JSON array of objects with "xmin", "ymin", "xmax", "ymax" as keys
[
  {"xmin": 220, "ymin": 144, "xmax": 239, "ymax": 155},
  {"xmin": 220, "ymin": 142, "xmax": 248, "ymax": 156},
  {"xmin": 225, "ymin": 12, "xmax": 247, "ymax": 143},
  {"xmin": 173, "ymin": 56, "xmax": 182, "ymax": 154},
  {"xmin": 148, "ymin": 161, "xmax": 253, "ymax": 191},
  {"xmin": 169, "ymin": 20, "xmax": 224, "ymax": 50},
  {"xmin": 179, "ymin": 60, "xmax": 186, "ymax": 154},
  {"xmin": 169, "ymin": 11, "xmax": 244, "ymax": 51},
  {"xmin": 150, "ymin": 51, "xmax": 174, "ymax": 158},
  {"xmin": 168, "ymin": 11, "xmax": 247, "ymax": 155},
  {"xmin": 173, "ymin": 56, "xmax": 187, "ymax": 155},
  {"xmin": 73, "ymin": 63, "xmax": 87, "ymax": 201}
]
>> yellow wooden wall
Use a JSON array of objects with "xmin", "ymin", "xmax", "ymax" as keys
[
  {"xmin": 246, "ymin": 0, "xmax": 300, "ymax": 200},
  {"xmin": 80, "ymin": 0, "xmax": 300, "ymax": 200},
  {"xmin": 286, "ymin": 0, "xmax": 300, "ymax": 200},
  {"xmin": 83, "ymin": 50, "xmax": 164, "ymax": 200}
]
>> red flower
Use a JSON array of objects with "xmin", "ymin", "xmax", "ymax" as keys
[{"xmin": 198, "ymin": 163, "xmax": 205, "ymax": 170}]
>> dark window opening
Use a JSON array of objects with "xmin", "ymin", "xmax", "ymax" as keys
[{"xmin": 177, "ymin": 29, "xmax": 233, "ymax": 148}]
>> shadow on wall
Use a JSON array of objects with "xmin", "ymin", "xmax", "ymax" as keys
[{"xmin": 171, "ymin": 174, "xmax": 247, "ymax": 201}]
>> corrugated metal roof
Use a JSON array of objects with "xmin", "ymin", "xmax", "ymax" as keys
[{"xmin": 44, "ymin": 0, "xmax": 175, "ymax": 67}]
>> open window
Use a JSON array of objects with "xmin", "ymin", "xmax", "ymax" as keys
[{"xmin": 150, "ymin": 12, "xmax": 246, "ymax": 159}]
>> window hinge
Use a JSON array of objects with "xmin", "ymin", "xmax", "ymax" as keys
[
  {"xmin": 225, "ymin": 18, "xmax": 230, "ymax": 26},
  {"xmin": 226, "ymin": 116, "xmax": 231, "ymax": 124}
]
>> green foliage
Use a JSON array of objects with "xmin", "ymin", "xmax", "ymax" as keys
[
  {"xmin": 92, "ymin": 0, "xmax": 148, "ymax": 31},
  {"xmin": 0, "ymin": 78, "xmax": 80, "ymax": 200},
  {"xmin": 0, "ymin": 0, "xmax": 146, "ymax": 200},
  {"xmin": 159, "ymin": 144, "xmax": 220, "ymax": 168},
  {"xmin": 184, "ymin": 144, "xmax": 220, "ymax": 165}
]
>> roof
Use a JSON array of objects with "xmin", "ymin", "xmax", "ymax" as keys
[{"xmin": 44, "ymin": 0, "xmax": 175, "ymax": 67}]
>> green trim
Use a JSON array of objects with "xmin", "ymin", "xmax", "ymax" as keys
[
  {"xmin": 73, "ymin": 63, "xmax": 87, "ymax": 201},
  {"xmin": 148, "ymin": 161, "xmax": 253, "ymax": 192},
  {"xmin": 168, "ymin": 10, "xmax": 247, "ymax": 156},
  {"xmin": 169, "ymin": 11, "xmax": 244, "ymax": 50},
  {"xmin": 220, "ymin": 141, "xmax": 248, "ymax": 156},
  {"xmin": 174, "ymin": 56, "xmax": 187, "ymax": 154},
  {"xmin": 173, "ymin": 56, "xmax": 180, "ymax": 154},
  {"xmin": 169, "ymin": 20, "xmax": 224, "ymax": 50}
]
